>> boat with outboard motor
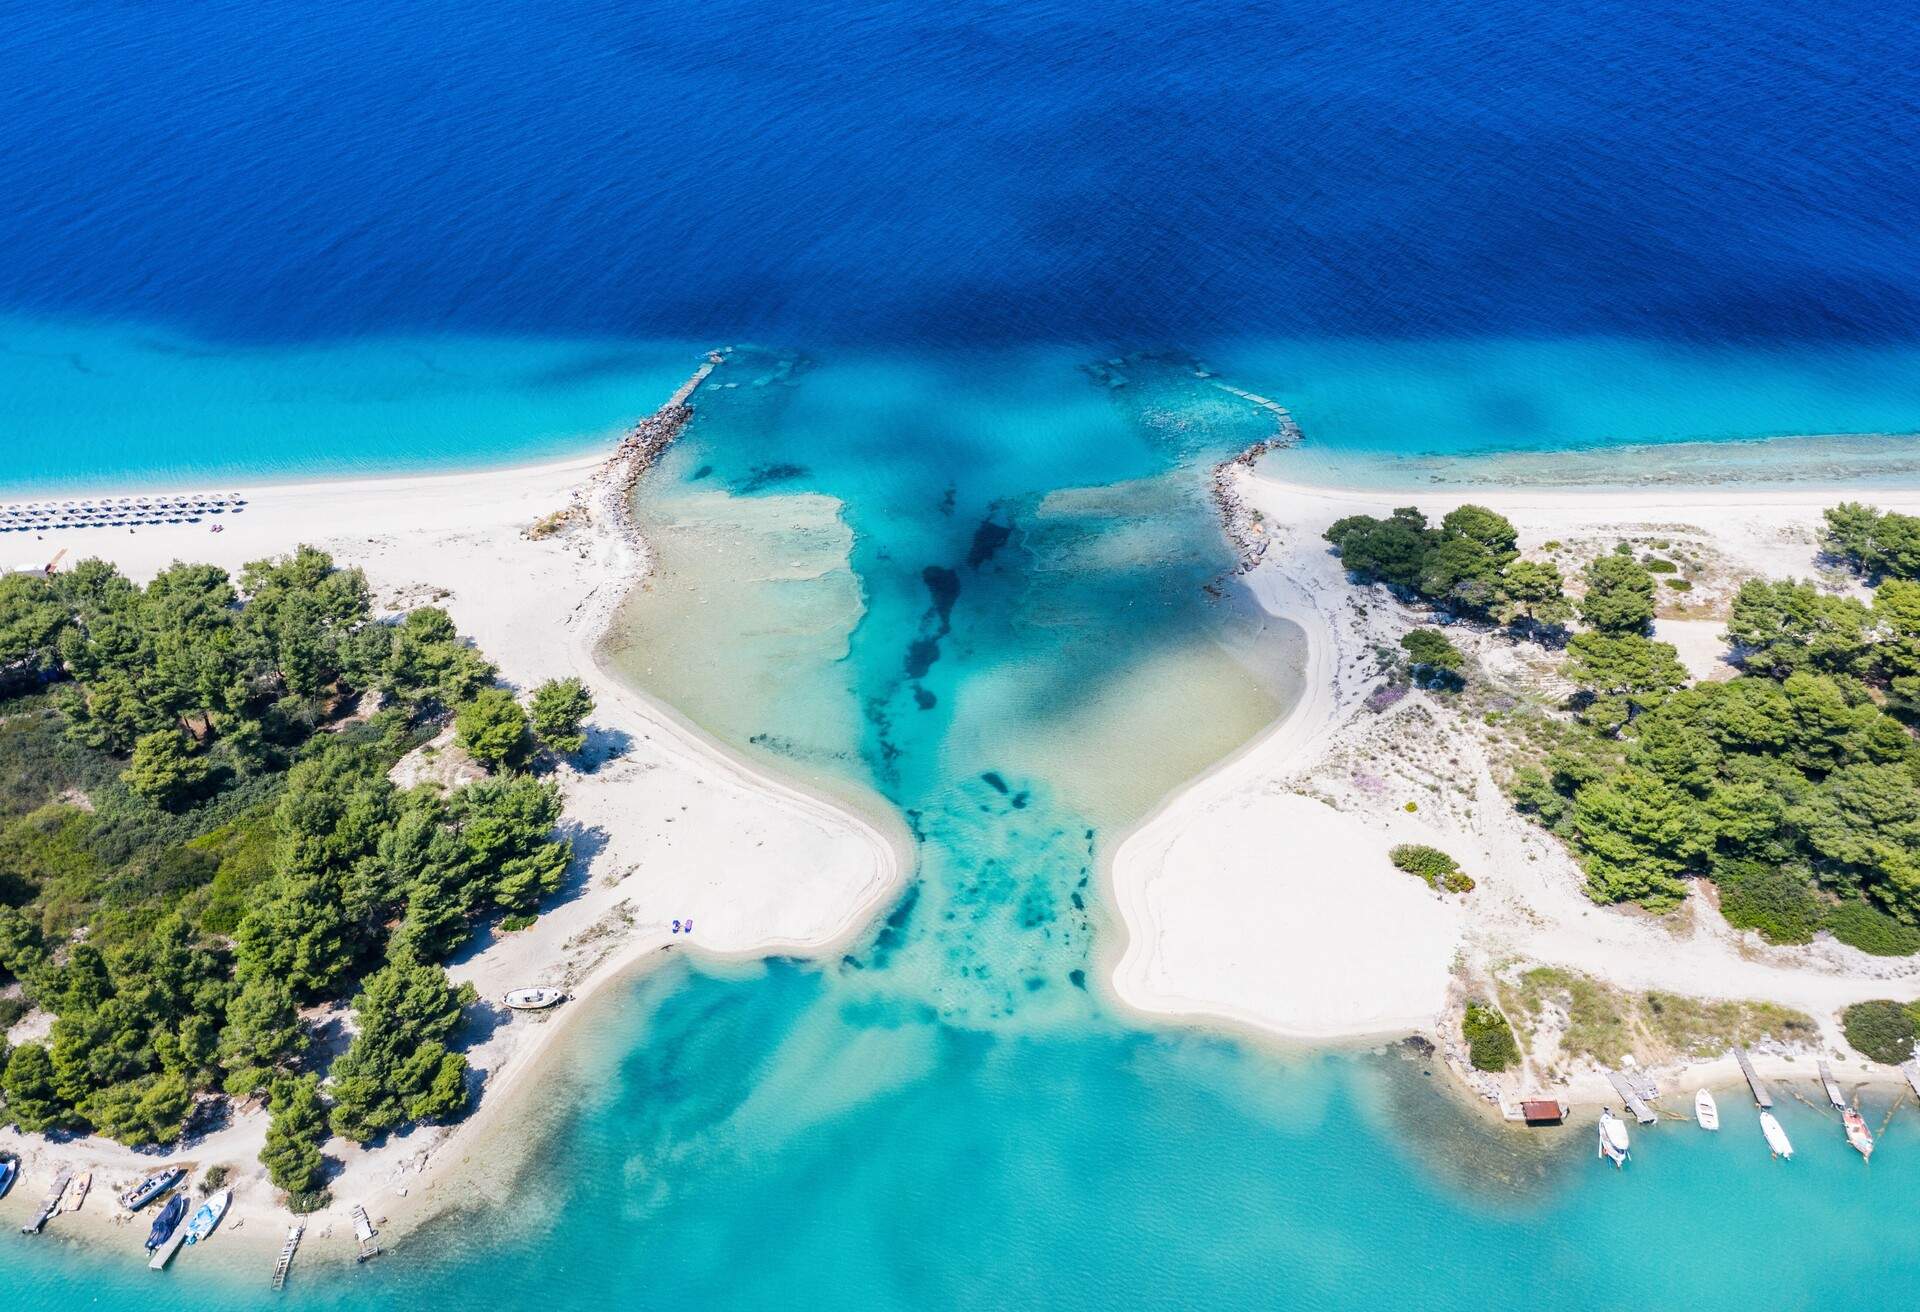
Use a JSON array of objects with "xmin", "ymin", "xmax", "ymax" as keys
[
  {"xmin": 1760, "ymin": 1110, "xmax": 1794, "ymax": 1159},
  {"xmin": 1694, "ymin": 1088, "xmax": 1719, "ymax": 1131},
  {"xmin": 505, "ymin": 986, "xmax": 566, "ymax": 1010},
  {"xmin": 146, "ymin": 1193, "xmax": 190, "ymax": 1251},
  {"xmin": 184, "ymin": 1188, "xmax": 232, "ymax": 1245},
  {"xmin": 1844, "ymin": 1107, "xmax": 1874, "ymax": 1160},
  {"xmin": 1597, "ymin": 1108, "xmax": 1630, "ymax": 1166}
]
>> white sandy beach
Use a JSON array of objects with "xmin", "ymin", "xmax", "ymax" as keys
[
  {"xmin": 0, "ymin": 442, "xmax": 908, "ymax": 1257},
  {"xmin": 1109, "ymin": 468, "xmax": 1920, "ymax": 1103}
]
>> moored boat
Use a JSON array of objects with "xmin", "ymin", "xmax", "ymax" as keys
[
  {"xmin": 1597, "ymin": 1108, "xmax": 1630, "ymax": 1166},
  {"xmin": 1844, "ymin": 1107, "xmax": 1874, "ymax": 1160},
  {"xmin": 1760, "ymin": 1110, "xmax": 1794, "ymax": 1159},
  {"xmin": 120, "ymin": 1166, "xmax": 187, "ymax": 1211},
  {"xmin": 184, "ymin": 1188, "xmax": 232, "ymax": 1244},
  {"xmin": 146, "ymin": 1193, "xmax": 189, "ymax": 1251},
  {"xmin": 1694, "ymin": 1088, "xmax": 1719, "ymax": 1131},
  {"xmin": 505, "ymin": 986, "xmax": 566, "ymax": 1010}
]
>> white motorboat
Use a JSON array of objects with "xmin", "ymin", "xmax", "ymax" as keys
[
  {"xmin": 1844, "ymin": 1107, "xmax": 1874, "ymax": 1160},
  {"xmin": 1760, "ymin": 1110, "xmax": 1794, "ymax": 1160},
  {"xmin": 1598, "ymin": 1108, "xmax": 1630, "ymax": 1166},
  {"xmin": 184, "ymin": 1188, "xmax": 232, "ymax": 1244},
  {"xmin": 504, "ymin": 987, "xmax": 566, "ymax": 1011},
  {"xmin": 1694, "ymin": 1088, "xmax": 1719, "ymax": 1131}
]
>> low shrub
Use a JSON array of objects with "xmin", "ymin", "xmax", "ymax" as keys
[
  {"xmin": 1713, "ymin": 859, "xmax": 1822, "ymax": 945},
  {"xmin": 1825, "ymin": 900, "xmax": 1920, "ymax": 957},
  {"xmin": 286, "ymin": 1188, "xmax": 333, "ymax": 1215},
  {"xmin": 1842, "ymin": 999, "xmax": 1918, "ymax": 1064},
  {"xmin": 1389, "ymin": 843, "xmax": 1470, "ymax": 892},
  {"xmin": 1644, "ymin": 558, "xmax": 1678, "ymax": 573},
  {"xmin": 499, "ymin": 913, "xmax": 536, "ymax": 933},
  {"xmin": 1462, "ymin": 1001, "xmax": 1520, "ymax": 1071},
  {"xmin": 1663, "ymin": 578, "xmax": 1693, "ymax": 591}
]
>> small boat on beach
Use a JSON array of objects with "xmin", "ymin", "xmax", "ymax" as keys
[
  {"xmin": 120, "ymin": 1166, "xmax": 187, "ymax": 1212},
  {"xmin": 146, "ymin": 1193, "xmax": 189, "ymax": 1251},
  {"xmin": 1597, "ymin": 1108, "xmax": 1630, "ymax": 1166},
  {"xmin": 184, "ymin": 1188, "xmax": 232, "ymax": 1245},
  {"xmin": 0, "ymin": 1152, "xmax": 20, "ymax": 1198},
  {"xmin": 505, "ymin": 986, "xmax": 566, "ymax": 1010},
  {"xmin": 65, "ymin": 1170, "xmax": 91, "ymax": 1212},
  {"xmin": 1760, "ymin": 1110, "xmax": 1794, "ymax": 1160},
  {"xmin": 1694, "ymin": 1088, "xmax": 1719, "ymax": 1131},
  {"xmin": 1844, "ymin": 1107, "xmax": 1874, "ymax": 1160}
]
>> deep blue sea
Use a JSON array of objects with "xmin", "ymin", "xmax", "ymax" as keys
[{"xmin": 7, "ymin": 1, "xmax": 1920, "ymax": 1307}]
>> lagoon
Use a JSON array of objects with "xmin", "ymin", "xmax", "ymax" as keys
[{"xmin": 8, "ymin": 0, "xmax": 1920, "ymax": 1302}]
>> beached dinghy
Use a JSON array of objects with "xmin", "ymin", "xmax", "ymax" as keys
[
  {"xmin": 505, "ymin": 986, "xmax": 566, "ymax": 1010},
  {"xmin": 1597, "ymin": 1109, "xmax": 1630, "ymax": 1166},
  {"xmin": 65, "ymin": 1171, "xmax": 91, "ymax": 1212},
  {"xmin": 120, "ymin": 1166, "xmax": 186, "ymax": 1211},
  {"xmin": 1844, "ymin": 1107, "xmax": 1874, "ymax": 1160},
  {"xmin": 184, "ymin": 1188, "xmax": 232, "ymax": 1245},
  {"xmin": 1694, "ymin": 1088, "xmax": 1719, "ymax": 1131},
  {"xmin": 1760, "ymin": 1111, "xmax": 1794, "ymax": 1160},
  {"xmin": 0, "ymin": 1152, "xmax": 19, "ymax": 1199}
]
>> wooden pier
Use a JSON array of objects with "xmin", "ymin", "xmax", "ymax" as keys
[
  {"xmin": 271, "ymin": 1222, "xmax": 305, "ymax": 1291},
  {"xmin": 1731, "ymin": 1047, "xmax": 1773, "ymax": 1107},
  {"xmin": 21, "ymin": 1169, "xmax": 71, "ymax": 1234},
  {"xmin": 1604, "ymin": 1070, "xmax": 1658, "ymax": 1124},
  {"xmin": 1818, "ymin": 1060, "xmax": 1846, "ymax": 1109},
  {"xmin": 352, "ymin": 1204, "xmax": 381, "ymax": 1262}
]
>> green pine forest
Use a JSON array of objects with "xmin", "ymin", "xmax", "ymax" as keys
[
  {"xmin": 1326, "ymin": 501, "xmax": 1920, "ymax": 958},
  {"xmin": 0, "ymin": 546, "xmax": 592, "ymax": 1209}
]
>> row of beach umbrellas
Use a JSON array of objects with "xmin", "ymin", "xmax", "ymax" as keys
[{"xmin": 0, "ymin": 494, "xmax": 247, "ymax": 531}]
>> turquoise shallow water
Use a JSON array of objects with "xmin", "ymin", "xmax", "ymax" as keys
[
  {"xmin": 12, "ymin": 962, "xmax": 1920, "ymax": 1310},
  {"xmin": 10, "ymin": 0, "xmax": 1920, "ymax": 1299},
  {"xmin": 8, "ymin": 331, "xmax": 1920, "ymax": 1308}
]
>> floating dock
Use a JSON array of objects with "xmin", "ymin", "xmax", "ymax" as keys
[
  {"xmin": 1604, "ymin": 1070, "xmax": 1658, "ymax": 1124},
  {"xmin": 21, "ymin": 1169, "xmax": 72, "ymax": 1234},
  {"xmin": 352, "ymin": 1205, "xmax": 381, "ymax": 1262},
  {"xmin": 1818, "ymin": 1060, "xmax": 1846, "ymax": 1109},
  {"xmin": 271, "ymin": 1222, "xmax": 305, "ymax": 1291},
  {"xmin": 150, "ymin": 1225, "xmax": 189, "ymax": 1270},
  {"xmin": 1732, "ymin": 1047, "xmax": 1774, "ymax": 1108}
]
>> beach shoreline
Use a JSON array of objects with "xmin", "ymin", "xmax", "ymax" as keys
[
  {"xmin": 1, "ymin": 393, "xmax": 912, "ymax": 1266},
  {"xmin": 1105, "ymin": 459, "xmax": 1920, "ymax": 1117}
]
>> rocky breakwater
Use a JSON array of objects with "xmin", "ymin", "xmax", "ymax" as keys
[
  {"xmin": 568, "ymin": 350, "xmax": 727, "ymax": 548},
  {"xmin": 1210, "ymin": 421, "xmax": 1301, "ymax": 574}
]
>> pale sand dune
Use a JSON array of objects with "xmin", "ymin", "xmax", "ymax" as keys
[
  {"xmin": 0, "ymin": 450, "xmax": 907, "ymax": 1254},
  {"xmin": 1108, "ymin": 470, "xmax": 1920, "ymax": 1092}
]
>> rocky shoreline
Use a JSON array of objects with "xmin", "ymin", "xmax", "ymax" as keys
[{"xmin": 1210, "ymin": 431, "xmax": 1298, "ymax": 573}]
